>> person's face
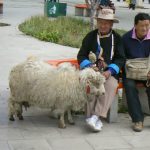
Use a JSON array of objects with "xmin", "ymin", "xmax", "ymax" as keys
[
  {"xmin": 135, "ymin": 20, "xmax": 150, "ymax": 38},
  {"xmin": 97, "ymin": 19, "xmax": 113, "ymax": 35}
]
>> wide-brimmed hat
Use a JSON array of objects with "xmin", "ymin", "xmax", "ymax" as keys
[{"xmin": 95, "ymin": 8, "xmax": 119, "ymax": 23}]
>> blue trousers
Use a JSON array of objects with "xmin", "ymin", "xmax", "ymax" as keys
[{"xmin": 123, "ymin": 78, "xmax": 150, "ymax": 122}]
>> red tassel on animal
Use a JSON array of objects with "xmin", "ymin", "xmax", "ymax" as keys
[{"xmin": 86, "ymin": 85, "xmax": 90, "ymax": 94}]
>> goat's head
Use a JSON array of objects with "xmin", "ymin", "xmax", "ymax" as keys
[{"xmin": 79, "ymin": 68, "xmax": 106, "ymax": 96}]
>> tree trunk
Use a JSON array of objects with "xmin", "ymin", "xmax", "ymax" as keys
[
  {"xmin": 85, "ymin": 0, "xmax": 100, "ymax": 30},
  {"xmin": 90, "ymin": 3, "xmax": 95, "ymax": 30}
]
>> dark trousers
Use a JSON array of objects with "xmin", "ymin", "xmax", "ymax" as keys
[
  {"xmin": 146, "ymin": 87, "xmax": 150, "ymax": 109},
  {"xmin": 123, "ymin": 78, "xmax": 150, "ymax": 123},
  {"xmin": 129, "ymin": 3, "xmax": 135, "ymax": 10}
]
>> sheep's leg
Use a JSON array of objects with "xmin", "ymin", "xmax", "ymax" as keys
[
  {"xmin": 67, "ymin": 110, "xmax": 75, "ymax": 125},
  {"xmin": 17, "ymin": 112, "xmax": 24, "ymax": 120},
  {"xmin": 8, "ymin": 98, "xmax": 15, "ymax": 121},
  {"xmin": 50, "ymin": 109, "xmax": 59, "ymax": 119},
  {"xmin": 17, "ymin": 114, "xmax": 24, "ymax": 120},
  {"xmin": 9, "ymin": 114, "xmax": 15, "ymax": 121},
  {"xmin": 58, "ymin": 113, "xmax": 66, "ymax": 128},
  {"xmin": 16, "ymin": 103, "xmax": 24, "ymax": 120}
]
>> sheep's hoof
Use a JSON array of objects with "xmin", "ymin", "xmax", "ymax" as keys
[
  {"xmin": 18, "ymin": 116, "xmax": 24, "ymax": 120},
  {"xmin": 9, "ymin": 116, "xmax": 15, "ymax": 121},
  {"xmin": 17, "ymin": 114, "xmax": 24, "ymax": 120},
  {"xmin": 58, "ymin": 122, "xmax": 66, "ymax": 129}
]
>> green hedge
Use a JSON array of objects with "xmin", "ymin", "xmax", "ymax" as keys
[{"xmin": 19, "ymin": 16, "xmax": 126, "ymax": 48}]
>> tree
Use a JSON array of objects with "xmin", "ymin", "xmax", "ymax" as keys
[{"xmin": 85, "ymin": 0, "xmax": 100, "ymax": 30}]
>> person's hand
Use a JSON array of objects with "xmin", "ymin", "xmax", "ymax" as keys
[
  {"xmin": 102, "ymin": 70, "xmax": 111, "ymax": 79},
  {"xmin": 97, "ymin": 56, "xmax": 107, "ymax": 71},
  {"xmin": 90, "ymin": 64, "xmax": 99, "ymax": 72},
  {"xmin": 91, "ymin": 65, "xmax": 99, "ymax": 72}
]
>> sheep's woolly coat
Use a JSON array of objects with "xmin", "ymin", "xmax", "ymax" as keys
[
  {"xmin": 9, "ymin": 58, "xmax": 87, "ymax": 113},
  {"xmin": 8, "ymin": 57, "xmax": 105, "ymax": 127}
]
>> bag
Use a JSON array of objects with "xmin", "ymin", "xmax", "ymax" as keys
[
  {"xmin": 125, "ymin": 56, "xmax": 150, "ymax": 81},
  {"xmin": 146, "ymin": 71, "xmax": 150, "ymax": 87}
]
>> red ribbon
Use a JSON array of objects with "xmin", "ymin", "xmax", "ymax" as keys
[{"xmin": 86, "ymin": 85, "xmax": 90, "ymax": 94}]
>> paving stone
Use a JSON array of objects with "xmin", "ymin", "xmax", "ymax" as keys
[
  {"xmin": 0, "ymin": 128, "xmax": 23, "ymax": 140},
  {"xmin": 21, "ymin": 126, "xmax": 61, "ymax": 140},
  {"xmin": 131, "ymin": 148, "xmax": 150, "ymax": 150},
  {"xmin": 8, "ymin": 139, "xmax": 52, "ymax": 150},
  {"xmin": 0, "ymin": 141, "xmax": 10, "ymax": 150},
  {"xmin": 86, "ymin": 136, "xmax": 132, "ymax": 150},
  {"xmin": 47, "ymin": 137, "xmax": 93, "ymax": 150},
  {"xmin": 97, "ymin": 149, "xmax": 132, "ymax": 150},
  {"xmin": 123, "ymin": 135, "xmax": 150, "ymax": 148},
  {"xmin": 0, "ymin": 1, "xmax": 150, "ymax": 150}
]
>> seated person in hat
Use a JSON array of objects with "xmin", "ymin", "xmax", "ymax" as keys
[
  {"xmin": 122, "ymin": 12, "xmax": 150, "ymax": 132},
  {"xmin": 77, "ymin": 8, "xmax": 125, "ymax": 132}
]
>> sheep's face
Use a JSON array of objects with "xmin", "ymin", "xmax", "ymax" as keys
[
  {"xmin": 80, "ymin": 68, "xmax": 106, "ymax": 96},
  {"xmin": 94, "ymin": 82, "xmax": 105, "ymax": 96}
]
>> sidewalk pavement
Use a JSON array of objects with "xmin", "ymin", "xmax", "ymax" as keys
[{"xmin": 0, "ymin": 0, "xmax": 150, "ymax": 150}]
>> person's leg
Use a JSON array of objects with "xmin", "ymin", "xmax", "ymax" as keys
[
  {"xmin": 86, "ymin": 95, "xmax": 101, "ymax": 131},
  {"xmin": 146, "ymin": 86, "xmax": 150, "ymax": 109},
  {"xmin": 94, "ymin": 76, "xmax": 118, "ymax": 118},
  {"xmin": 86, "ymin": 96, "xmax": 97, "ymax": 118},
  {"xmin": 132, "ymin": 4, "xmax": 135, "ymax": 10},
  {"xmin": 123, "ymin": 78, "xmax": 144, "ymax": 122},
  {"xmin": 123, "ymin": 78, "xmax": 144, "ymax": 132},
  {"xmin": 85, "ymin": 76, "xmax": 118, "ymax": 131},
  {"xmin": 129, "ymin": 3, "xmax": 131, "ymax": 9}
]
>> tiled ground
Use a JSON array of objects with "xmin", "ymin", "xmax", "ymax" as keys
[
  {"xmin": 0, "ymin": 0, "xmax": 150, "ymax": 149},
  {"xmin": 0, "ymin": 88, "xmax": 150, "ymax": 150}
]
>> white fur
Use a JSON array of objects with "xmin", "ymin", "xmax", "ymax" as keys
[{"xmin": 8, "ymin": 57, "xmax": 105, "ymax": 128}]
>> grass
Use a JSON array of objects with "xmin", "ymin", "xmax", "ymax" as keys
[{"xmin": 19, "ymin": 16, "xmax": 126, "ymax": 48}]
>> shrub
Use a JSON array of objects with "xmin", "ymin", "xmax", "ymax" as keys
[{"xmin": 19, "ymin": 16, "xmax": 126, "ymax": 48}]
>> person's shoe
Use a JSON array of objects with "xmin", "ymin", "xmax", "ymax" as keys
[
  {"xmin": 93, "ymin": 119, "xmax": 103, "ymax": 132},
  {"xmin": 86, "ymin": 115, "xmax": 98, "ymax": 131},
  {"xmin": 133, "ymin": 122, "xmax": 143, "ymax": 132}
]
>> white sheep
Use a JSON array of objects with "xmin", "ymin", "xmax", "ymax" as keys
[{"xmin": 8, "ymin": 57, "xmax": 105, "ymax": 128}]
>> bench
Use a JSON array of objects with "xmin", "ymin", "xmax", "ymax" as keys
[
  {"xmin": 46, "ymin": 59, "xmax": 149, "ymax": 123},
  {"xmin": 108, "ymin": 81, "xmax": 150, "ymax": 123},
  {"xmin": 107, "ymin": 81, "xmax": 122, "ymax": 123},
  {"xmin": 121, "ymin": 83, "xmax": 150, "ymax": 115},
  {"xmin": 46, "ymin": 58, "xmax": 79, "ymax": 69},
  {"xmin": 75, "ymin": 4, "xmax": 90, "ymax": 17},
  {"xmin": 0, "ymin": 0, "xmax": 3, "ymax": 14}
]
